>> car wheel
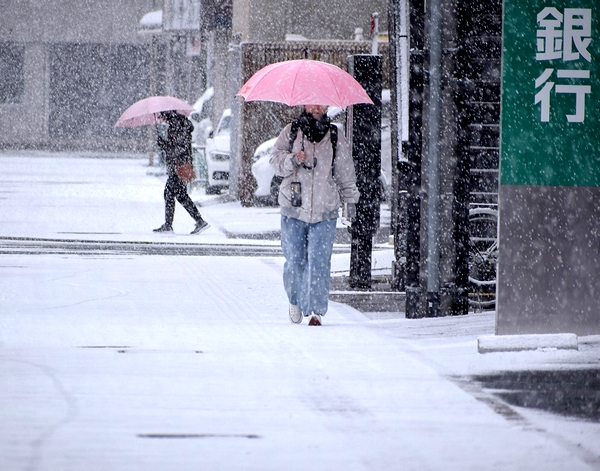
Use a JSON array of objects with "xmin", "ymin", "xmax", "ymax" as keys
[{"xmin": 206, "ymin": 185, "xmax": 221, "ymax": 195}]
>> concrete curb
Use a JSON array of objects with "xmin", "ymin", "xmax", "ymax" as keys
[{"xmin": 477, "ymin": 333, "xmax": 578, "ymax": 353}]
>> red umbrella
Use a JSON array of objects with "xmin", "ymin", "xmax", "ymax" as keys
[
  {"xmin": 236, "ymin": 59, "xmax": 374, "ymax": 108},
  {"xmin": 115, "ymin": 96, "xmax": 195, "ymax": 128}
]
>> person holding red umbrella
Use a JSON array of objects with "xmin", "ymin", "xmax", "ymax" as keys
[
  {"xmin": 270, "ymin": 104, "xmax": 360, "ymax": 326},
  {"xmin": 153, "ymin": 110, "xmax": 209, "ymax": 234}
]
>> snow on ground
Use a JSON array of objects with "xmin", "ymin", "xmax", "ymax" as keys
[{"xmin": 0, "ymin": 151, "xmax": 599, "ymax": 471}]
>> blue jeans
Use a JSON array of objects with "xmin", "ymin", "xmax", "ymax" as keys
[{"xmin": 281, "ymin": 216, "xmax": 337, "ymax": 316}]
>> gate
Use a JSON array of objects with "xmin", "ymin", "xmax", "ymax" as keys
[{"xmin": 230, "ymin": 41, "xmax": 389, "ymax": 204}]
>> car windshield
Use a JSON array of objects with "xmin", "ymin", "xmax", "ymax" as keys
[{"xmin": 217, "ymin": 115, "xmax": 231, "ymax": 136}]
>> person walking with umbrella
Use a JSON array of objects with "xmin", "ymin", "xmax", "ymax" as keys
[
  {"xmin": 153, "ymin": 110, "xmax": 209, "ymax": 234},
  {"xmin": 115, "ymin": 96, "xmax": 210, "ymax": 235},
  {"xmin": 270, "ymin": 105, "xmax": 360, "ymax": 326},
  {"xmin": 237, "ymin": 59, "xmax": 372, "ymax": 325}
]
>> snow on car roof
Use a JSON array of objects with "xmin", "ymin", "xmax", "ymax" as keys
[{"xmin": 254, "ymin": 137, "xmax": 278, "ymax": 155}]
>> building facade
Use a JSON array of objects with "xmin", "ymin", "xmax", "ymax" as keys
[
  {"xmin": 0, "ymin": 0, "xmax": 385, "ymax": 152},
  {"xmin": 0, "ymin": 0, "xmax": 206, "ymax": 152}
]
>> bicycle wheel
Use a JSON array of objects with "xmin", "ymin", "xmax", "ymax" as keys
[{"xmin": 468, "ymin": 207, "xmax": 498, "ymax": 310}]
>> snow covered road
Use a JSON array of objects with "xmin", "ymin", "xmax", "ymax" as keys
[
  {"xmin": 1, "ymin": 152, "xmax": 599, "ymax": 470},
  {"xmin": 1, "ymin": 253, "xmax": 596, "ymax": 471}
]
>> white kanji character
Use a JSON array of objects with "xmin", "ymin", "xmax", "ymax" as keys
[
  {"xmin": 536, "ymin": 7, "xmax": 563, "ymax": 61},
  {"xmin": 563, "ymin": 9, "xmax": 592, "ymax": 62},
  {"xmin": 534, "ymin": 68, "xmax": 554, "ymax": 121},
  {"xmin": 555, "ymin": 70, "xmax": 591, "ymax": 122}
]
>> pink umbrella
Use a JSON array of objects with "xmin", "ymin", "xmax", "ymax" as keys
[
  {"xmin": 115, "ymin": 96, "xmax": 195, "ymax": 128},
  {"xmin": 236, "ymin": 59, "xmax": 373, "ymax": 108}
]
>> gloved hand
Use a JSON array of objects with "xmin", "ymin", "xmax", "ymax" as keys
[{"xmin": 345, "ymin": 202, "xmax": 357, "ymax": 221}]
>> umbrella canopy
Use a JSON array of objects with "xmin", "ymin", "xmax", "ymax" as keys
[
  {"xmin": 236, "ymin": 59, "xmax": 374, "ymax": 108},
  {"xmin": 115, "ymin": 96, "xmax": 195, "ymax": 128}
]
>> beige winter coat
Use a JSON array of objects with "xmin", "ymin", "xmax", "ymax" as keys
[{"xmin": 270, "ymin": 123, "xmax": 360, "ymax": 224}]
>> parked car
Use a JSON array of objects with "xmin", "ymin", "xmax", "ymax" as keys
[
  {"xmin": 190, "ymin": 86, "xmax": 214, "ymax": 146},
  {"xmin": 251, "ymin": 137, "xmax": 280, "ymax": 205},
  {"xmin": 204, "ymin": 108, "xmax": 231, "ymax": 194}
]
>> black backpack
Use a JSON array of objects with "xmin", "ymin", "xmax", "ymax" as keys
[{"xmin": 288, "ymin": 121, "xmax": 338, "ymax": 176}]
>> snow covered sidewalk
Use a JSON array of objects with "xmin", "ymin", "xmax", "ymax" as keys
[{"xmin": 0, "ymin": 152, "xmax": 599, "ymax": 471}]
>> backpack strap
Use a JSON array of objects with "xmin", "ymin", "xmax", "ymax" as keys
[
  {"xmin": 288, "ymin": 120, "xmax": 300, "ymax": 153},
  {"xmin": 329, "ymin": 124, "xmax": 337, "ymax": 177}
]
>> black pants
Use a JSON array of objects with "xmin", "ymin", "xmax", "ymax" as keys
[{"xmin": 164, "ymin": 174, "xmax": 203, "ymax": 226}]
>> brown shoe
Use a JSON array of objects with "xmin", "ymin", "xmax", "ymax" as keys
[{"xmin": 308, "ymin": 314, "xmax": 322, "ymax": 326}]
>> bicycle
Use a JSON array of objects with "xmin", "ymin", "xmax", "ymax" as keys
[{"xmin": 468, "ymin": 206, "xmax": 498, "ymax": 311}]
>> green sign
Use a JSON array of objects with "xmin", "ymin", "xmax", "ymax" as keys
[{"xmin": 501, "ymin": 0, "xmax": 599, "ymax": 186}]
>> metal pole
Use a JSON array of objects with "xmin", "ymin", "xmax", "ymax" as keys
[
  {"xmin": 371, "ymin": 13, "xmax": 379, "ymax": 55},
  {"xmin": 228, "ymin": 34, "xmax": 242, "ymax": 199},
  {"xmin": 425, "ymin": 0, "xmax": 443, "ymax": 316},
  {"xmin": 389, "ymin": 0, "xmax": 411, "ymax": 292}
]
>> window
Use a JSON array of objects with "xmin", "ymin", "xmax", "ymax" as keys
[{"xmin": 0, "ymin": 43, "xmax": 25, "ymax": 104}]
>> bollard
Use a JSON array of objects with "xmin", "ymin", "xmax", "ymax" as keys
[{"xmin": 347, "ymin": 55, "xmax": 382, "ymax": 289}]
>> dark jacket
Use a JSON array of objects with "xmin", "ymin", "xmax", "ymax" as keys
[{"xmin": 157, "ymin": 113, "xmax": 194, "ymax": 175}]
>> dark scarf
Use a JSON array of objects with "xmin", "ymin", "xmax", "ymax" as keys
[{"xmin": 297, "ymin": 110, "xmax": 331, "ymax": 144}]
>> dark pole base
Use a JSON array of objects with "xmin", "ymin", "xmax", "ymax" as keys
[
  {"xmin": 349, "ymin": 234, "xmax": 373, "ymax": 289},
  {"xmin": 405, "ymin": 286, "xmax": 422, "ymax": 318},
  {"xmin": 426, "ymin": 291, "xmax": 441, "ymax": 317}
]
